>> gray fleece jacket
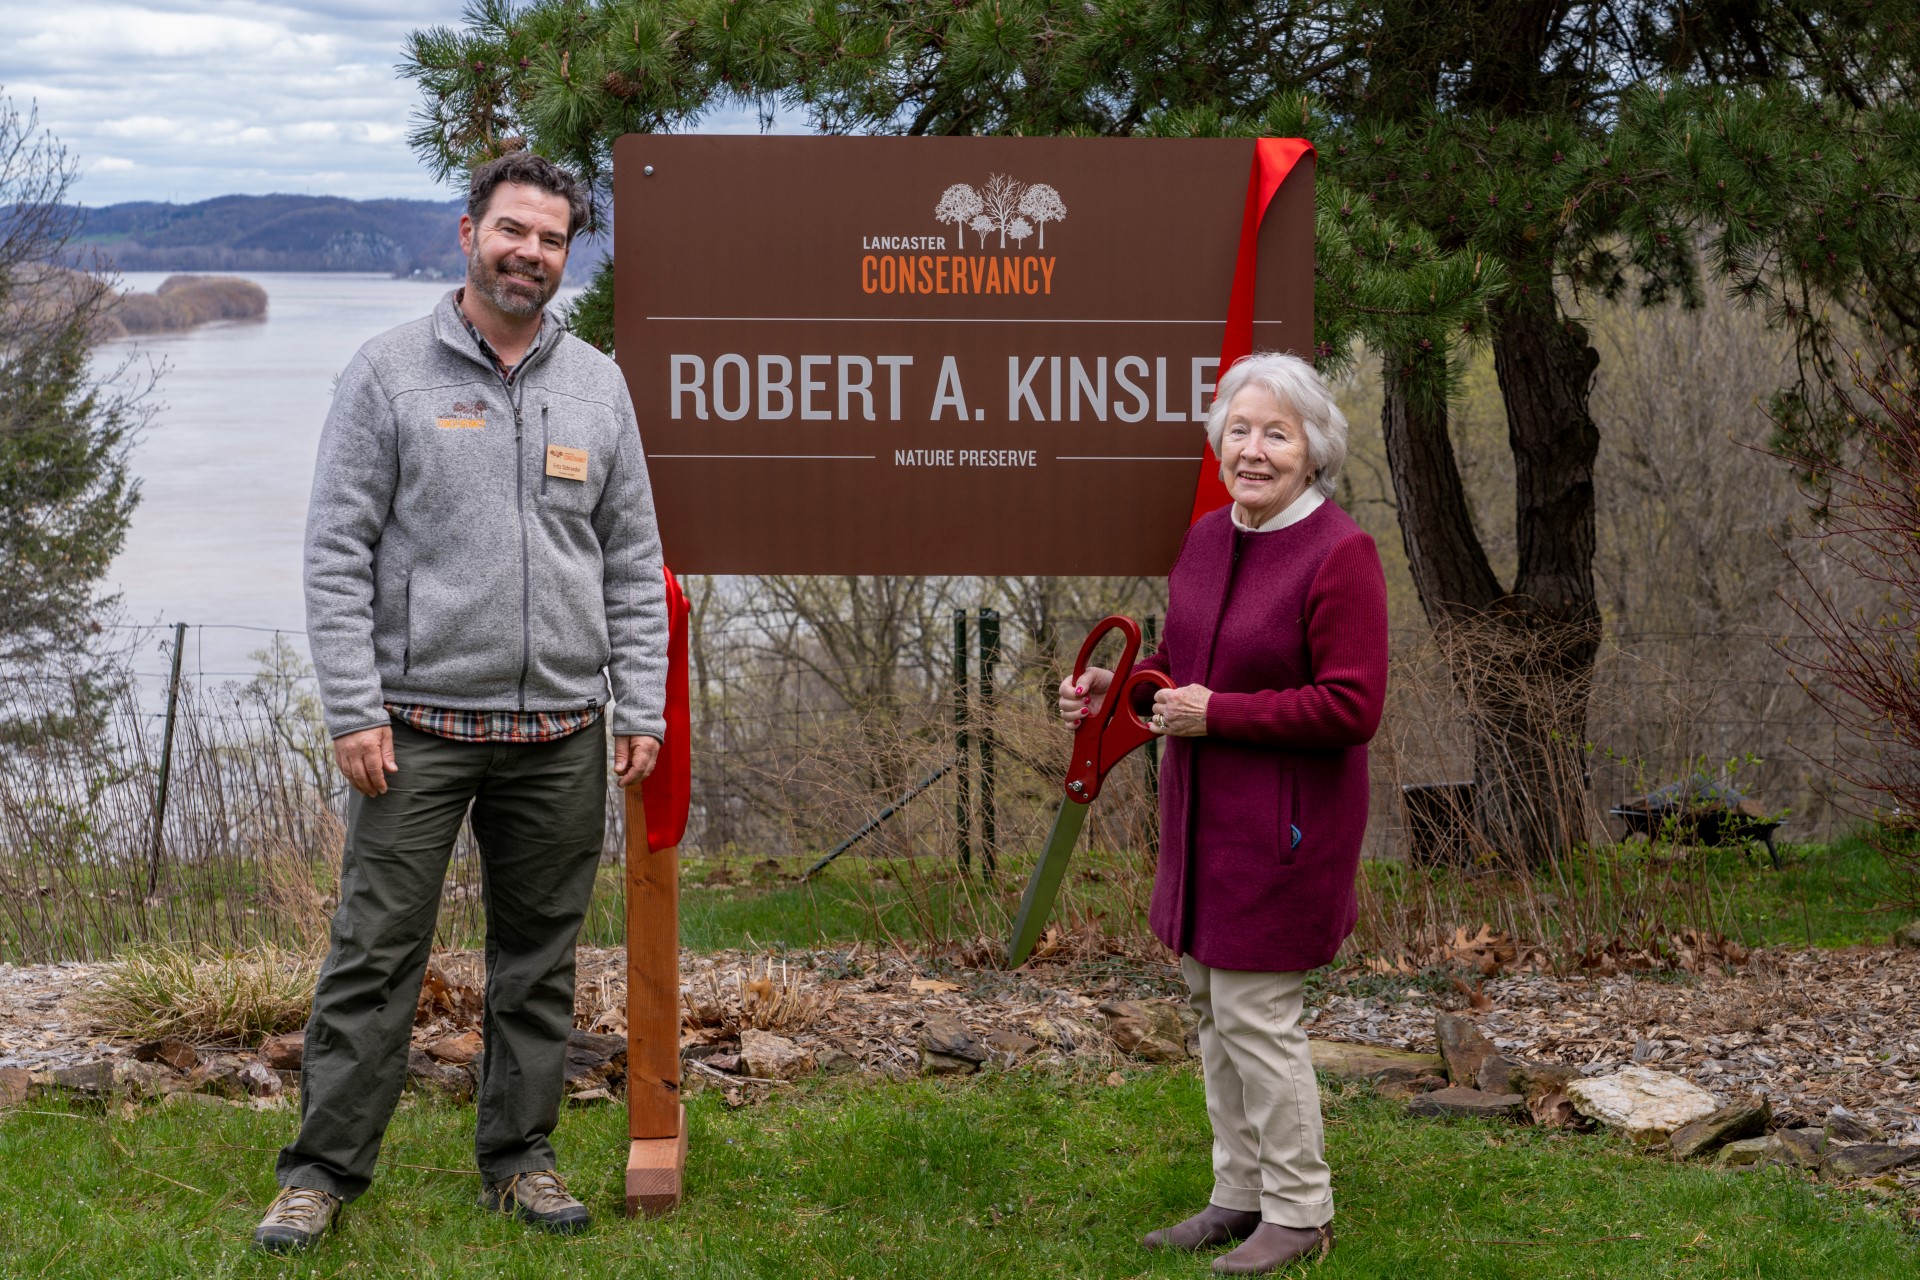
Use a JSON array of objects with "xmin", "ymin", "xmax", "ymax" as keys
[{"xmin": 303, "ymin": 290, "xmax": 668, "ymax": 741}]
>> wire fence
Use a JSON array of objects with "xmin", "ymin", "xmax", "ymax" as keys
[{"xmin": 0, "ymin": 605, "xmax": 1878, "ymax": 962}]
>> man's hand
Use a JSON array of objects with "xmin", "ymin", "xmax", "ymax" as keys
[
  {"xmin": 334, "ymin": 725, "xmax": 397, "ymax": 797},
  {"xmin": 614, "ymin": 735, "xmax": 661, "ymax": 788},
  {"xmin": 1151, "ymin": 684, "xmax": 1213, "ymax": 737}
]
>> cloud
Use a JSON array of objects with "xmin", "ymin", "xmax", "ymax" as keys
[{"xmin": 0, "ymin": 0, "xmax": 807, "ymax": 206}]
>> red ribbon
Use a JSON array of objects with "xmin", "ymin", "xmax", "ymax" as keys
[
  {"xmin": 640, "ymin": 565, "xmax": 693, "ymax": 852},
  {"xmin": 1189, "ymin": 137, "xmax": 1317, "ymax": 526}
]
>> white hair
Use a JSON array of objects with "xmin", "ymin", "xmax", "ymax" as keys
[{"xmin": 1205, "ymin": 352, "xmax": 1349, "ymax": 499}]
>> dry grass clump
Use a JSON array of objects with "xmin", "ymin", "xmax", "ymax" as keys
[
  {"xmin": 83, "ymin": 943, "xmax": 316, "ymax": 1046},
  {"xmin": 105, "ymin": 274, "xmax": 266, "ymax": 336},
  {"xmin": 682, "ymin": 955, "xmax": 839, "ymax": 1034}
]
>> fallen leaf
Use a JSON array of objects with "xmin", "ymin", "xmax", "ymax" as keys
[
  {"xmin": 910, "ymin": 978, "xmax": 962, "ymax": 994},
  {"xmin": 1105, "ymin": 1071, "xmax": 1125, "ymax": 1086}
]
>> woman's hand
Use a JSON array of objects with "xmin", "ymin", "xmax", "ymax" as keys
[
  {"xmin": 1151, "ymin": 684, "xmax": 1212, "ymax": 737},
  {"xmin": 1058, "ymin": 666, "xmax": 1113, "ymax": 726}
]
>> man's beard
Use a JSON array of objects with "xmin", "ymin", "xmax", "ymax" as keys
[{"xmin": 471, "ymin": 252, "xmax": 559, "ymax": 318}]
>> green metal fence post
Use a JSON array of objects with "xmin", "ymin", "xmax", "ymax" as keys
[
  {"xmin": 954, "ymin": 610, "xmax": 971, "ymax": 870},
  {"xmin": 977, "ymin": 607, "xmax": 1000, "ymax": 877}
]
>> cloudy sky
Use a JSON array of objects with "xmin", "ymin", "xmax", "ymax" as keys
[{"xmin": 0, "ymin": 0, "xmax": 786, "ymax": 208}]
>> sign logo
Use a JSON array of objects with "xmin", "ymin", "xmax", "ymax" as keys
[
  {"xmin": 934, "ymin": 174, "xmax": 1068, "ymax": 250},
  {"xmin": 860, "ymin": 174, "xmax": 1068, "ymax": 297}
]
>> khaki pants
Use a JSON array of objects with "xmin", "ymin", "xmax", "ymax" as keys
[{"xmin": 1182, "ymin": 956, "xmax": 1334, "ymax": 1228}]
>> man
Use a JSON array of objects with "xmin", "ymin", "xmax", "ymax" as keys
[{"xmin": 255, "ymin": 151, "xmax": 668, "ymax": 1252}]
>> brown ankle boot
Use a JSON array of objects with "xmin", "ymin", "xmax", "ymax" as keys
[
  {"xmin": 1142, "ymin": 1204, "xmax": 1262, "ymax": 1251},
  {"xmin": 1212, "ymin": 1221, "xmax": 1334, "ymax": 1274}
]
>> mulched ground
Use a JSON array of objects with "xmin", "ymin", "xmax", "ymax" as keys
[{"xmin": 5, "ymin": 942, "xmax": 1919, "ymax": 1145}]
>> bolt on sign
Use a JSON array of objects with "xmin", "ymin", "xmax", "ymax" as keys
[{"xmin": 613, "ymin": 137, "xmax": 1312, "ymax": 574}]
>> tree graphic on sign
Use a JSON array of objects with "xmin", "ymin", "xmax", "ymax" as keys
[
  {"xmin": 936, "ymin": 176, "xmax": 1067, "ymax": 250},
  {"xmin": 980, "ymin": 173, "xmax": 1027, "ymax": 248},
  {"xmin": 1017, "ymin": 182, "xmax": 1066, "ymax": 248},
  {"xmin": 933, "ymin": 183, "xmax": 984, "ymax": 246}
]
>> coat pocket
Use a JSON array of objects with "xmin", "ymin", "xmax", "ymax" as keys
[
  {"xmin": 402, "ymin": 572, "xmax": 413, "ymax": 674},
  {"xmin": 1278, "ymin": 764, "xmax": 1300, "ymax": 862}
]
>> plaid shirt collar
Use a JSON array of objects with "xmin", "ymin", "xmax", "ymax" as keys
[{"xmin": 453, "ymin": 287, "xmax": 549, "ymax": 386}]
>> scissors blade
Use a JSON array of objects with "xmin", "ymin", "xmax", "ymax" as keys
[{"xmin": 1005, "ymin": 798, "xmax": 1091, "ymax": 969}]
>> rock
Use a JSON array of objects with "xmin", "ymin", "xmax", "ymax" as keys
[
  {"xmin": 131, "ymin": 1037, "xmax": 199, "ymax": 1074},
  {"xmin": 1565, "ymin": 1066, "xmax": 1721, "ymax": 1141},
  {"xmin": 1891, "ymin": 919, "xmax": 1920, "ymax": 949},
  {"xmin": 562, "ymin": 1029, "xmax": 628, "ymax": 1089},
  {"xmin": 1670, "ymin": 1097, "xmax": 1772, "ymax": 1161},
  {"xmin": 1309, "ymin": 1040, "xmax": 1447, "ymax": 1081},
  {"xmin": 1405, "ymin": 1086, "xmax": 1525, "ymax": 1120},
  {"xmin": 1506, "ymin": 1059, "xmax": 1582, "ymax": 1103},
  {"xmin": 1099, "ymin": 1000, "xmax": 1189, "ymax": 1063},
  {"xmin": 425, "ymin": 1030, "xmax": 483, "ymax": 1066},
  {"xmin": 567, "ymin": 1087, "xmax": 614, "ymax": 1107},
  {"xmin": 1370, "ymin": 1068, "xmax": 1449, "ymax": 1100},
  {"xmin": 1434, "ymin": 1013, "xmax": 1498, "ymax": 1086},
  {"xmin": 0, "ymin": 1066, "xmax": 31, "ymax": 1109},
  {"xmin": 740, "ymin": 1028, "xmax": 815, "ymax": 1081},
  {"xmin": 406, "ymin": 1048, "xmax": 475, "ymax": 1101},
  {"xmin": 1823, "ymin": 1107, "xmax": 1883, "ymax": 1144},
  {"xmin": 1822, "ymin": 1144, "xmax": 1920, "ymax": 1179},
  {"xmin": 704, "ymin": 1053, "xmax": 742, "ymax": 1074},
  {"xmin": 918, "ymin": 1015, "xmax": 986, "ymax": 1076},
  {"xmin": 984, "ymin": 1030, "xmax": 1041, "ymax": 1056},
  {"xmin": 1474, "ymin": 1054, "xmax": 1522, "ymax": 1094},
  {"xmin": 567, "ymin": 1028, "xmax": 628, "ymax": 1071},
  {"xmin": 1764, "ymin": 1127, "xmax": 1828, "ymax": 1169},
  {"xmin": 1717, "ymin": 1137, "xmax": 1770, "ymax": 1168},
  {"xmin": 816, "ymin": 1046, "xmax": 859, "ymax": 1076},
  {"xmin": 261, "ymin": 1033, "xmax": 304, "ymax": 1071},
  {"xmin": 50, "ymin": 1060, "xmax": 115, "ymax": 1097},
  {"xmin": 236, "ymin": 1060, "xmax": 283, "ymax": 1098},
  {"xmin": 1023, "ymin": 1014, "xmax": 1102, "ymax": 1054},
  {"xmin": 190, "ymin": 1062, "xmax": 249, "ymax": 1101}
]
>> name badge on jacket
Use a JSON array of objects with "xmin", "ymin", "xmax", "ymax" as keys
[{"xmin": 546, "ymin": 445, "xmax": 588, "ymax": 481}]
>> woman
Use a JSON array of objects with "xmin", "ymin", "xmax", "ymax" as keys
[{"xmin": 1059, "ymin": 352, "xmax": 1388, "ymax": 1275}]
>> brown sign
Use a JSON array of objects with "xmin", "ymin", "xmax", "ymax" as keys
[{"xmin": 612, "ymin": 136, "xmax": 1313, "ymax": 574}]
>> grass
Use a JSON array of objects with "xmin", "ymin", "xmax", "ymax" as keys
[
  {"xmin": 1, "ymin": 1071, "xmax": 1910, "ymax": 1278},
  {"xmin": 576, "ymin": 835, "xmax": 1908, "ymax": 958}
]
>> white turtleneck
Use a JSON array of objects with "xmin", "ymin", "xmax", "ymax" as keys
[{"xmin": 1230, "ymin": 486, "xmax": 1326, "ymax": 533}]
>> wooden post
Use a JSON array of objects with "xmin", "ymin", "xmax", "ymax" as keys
[{"xmin": 624, "ymin": 789, "xmax": 686, "ymax": 1216}]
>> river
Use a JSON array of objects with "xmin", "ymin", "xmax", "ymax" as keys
[{"xmin": 99, "ymin": 272, "xmax": 577, "ymax": 698}]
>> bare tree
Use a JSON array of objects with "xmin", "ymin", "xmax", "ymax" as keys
[
  {"xmin": 979, "ymin": 173, "xmax": 1026, "ymax": 248},
  {"xmin": 1016, "ymin": 182, "xmax": 1066, "ymax": 249},
  {"xmin": 933, "ymin": 183, "xmax": 983, "ymax": 247}
]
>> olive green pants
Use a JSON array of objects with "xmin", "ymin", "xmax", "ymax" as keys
[{"xmin": 276, "ymin": 720, "xmax": 606, "ymax": 1201}]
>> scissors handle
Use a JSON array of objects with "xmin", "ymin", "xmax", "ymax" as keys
[
  {"xmin": 1063, "ymin": 616, "xmax": 1173, "ymax": 804},
  {"xmin": 1070, "ymin": 615, "xmax": 1141, "ymax": 693}
]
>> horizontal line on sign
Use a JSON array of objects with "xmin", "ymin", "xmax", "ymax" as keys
[
  {"xmin": 1055, "ymin": 455, "xmax": 1203, "ymax": 461},
  {"xmin": 652, "ymin": 453, "xmax": 876, "ymax": 460},
  {"xmin": 645, "ymin": 316, "xmax": 1233, "ymax": 324}
]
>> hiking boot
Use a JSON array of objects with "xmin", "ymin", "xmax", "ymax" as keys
[
  {"xmin": 253, "ymin": 1185, "xmax": 341, "ymax": 1253},
  {"xmin": 1212, "ymin": 1222, "xmax": 1334, "ymax": 1274},
  {"xmin": 480, "ymin": 1169, "xmax": 591, "ymax": 1234},
  {"xmin": 1143, "ymin": 1204, "xmax": 1262, "ymax": 1251}
]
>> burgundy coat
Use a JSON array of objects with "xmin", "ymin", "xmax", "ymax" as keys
[{"xmin": 1136, "ymin": 502, "xmax": 1389, "ymax": 972}]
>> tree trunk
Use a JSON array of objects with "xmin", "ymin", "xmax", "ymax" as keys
[{"xmin": 1381, "ymin": 287, "xmax": 1603, "ymax": 864}]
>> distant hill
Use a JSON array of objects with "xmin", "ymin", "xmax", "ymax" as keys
[{"xmin": 61, "ymin": 194, "xmax": 608, "ymax": 282}]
